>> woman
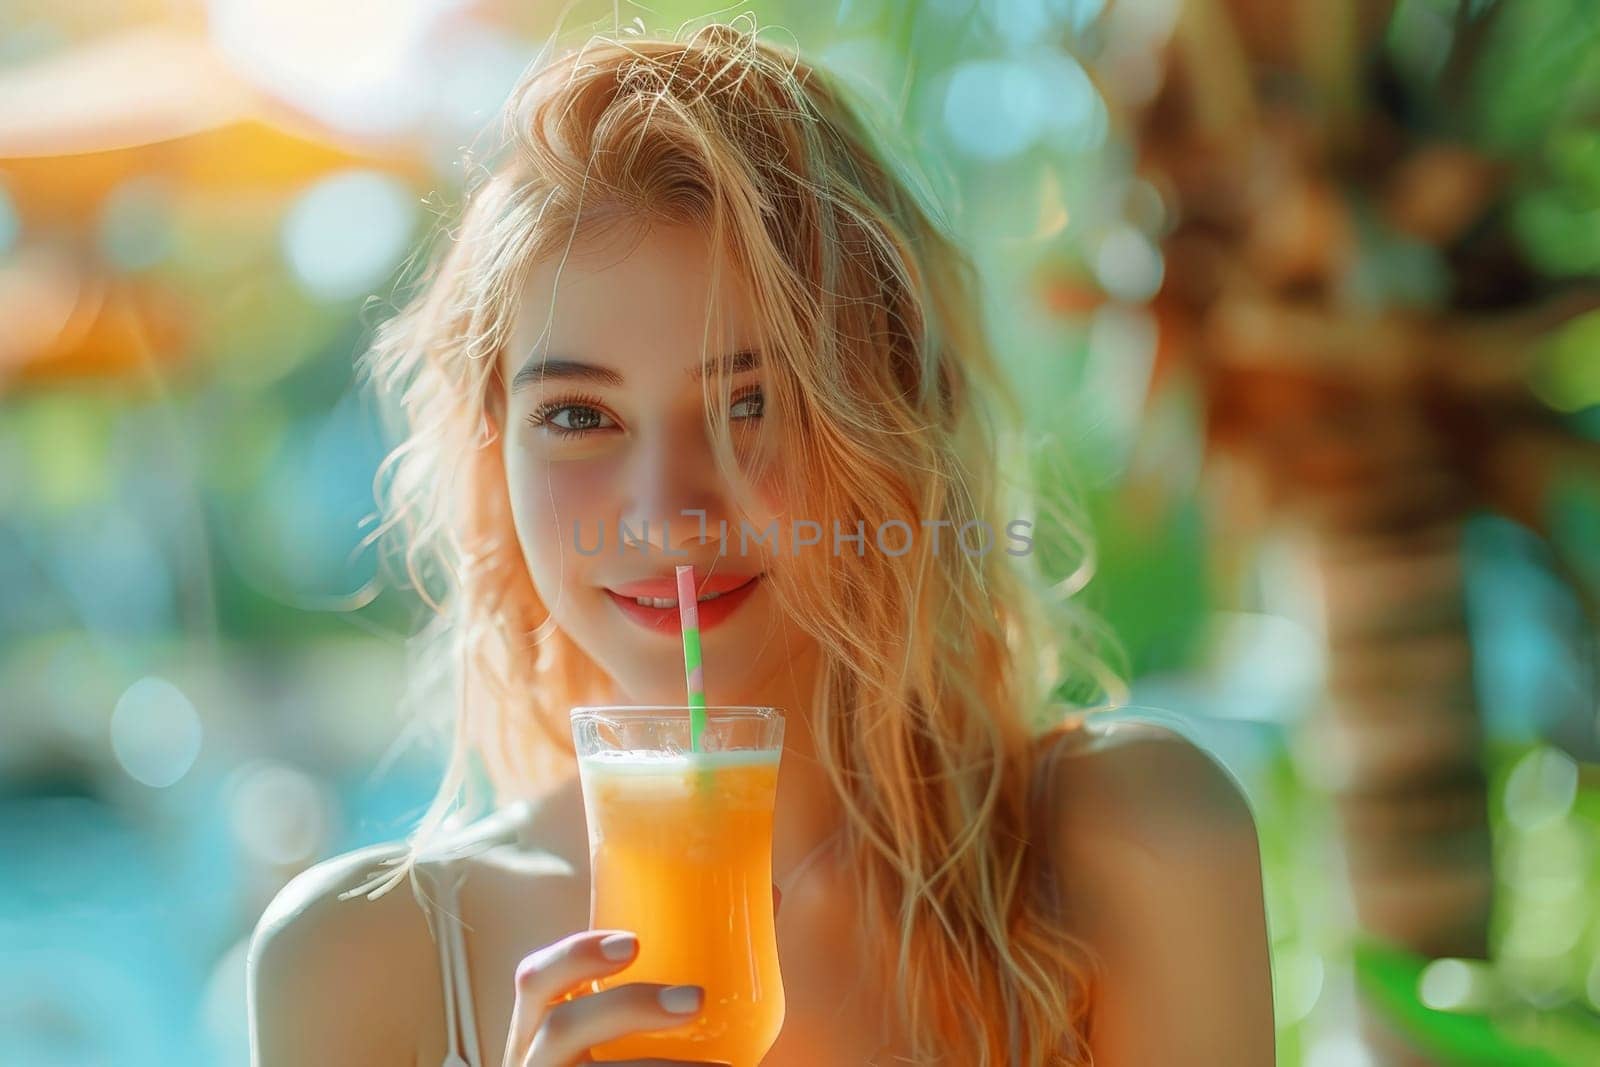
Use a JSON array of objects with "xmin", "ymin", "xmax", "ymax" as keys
[{"xmin": 248, "ymin": 19, "xmax": 1274, "ymax": 1067}]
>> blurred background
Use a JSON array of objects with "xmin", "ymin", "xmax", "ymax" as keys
[{"xmin": 2, "ymin": 1, "xmax": 1597, "ymax": 1064}]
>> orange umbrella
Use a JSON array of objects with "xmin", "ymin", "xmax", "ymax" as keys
[{"xmin": 0, "ymin": 25, "xmax": 427, "ymax": 386}]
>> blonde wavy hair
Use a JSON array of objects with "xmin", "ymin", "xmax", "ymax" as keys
[{"xmin": 354, "ymin": 15, "xmax": 1123, "ymax": 1066}]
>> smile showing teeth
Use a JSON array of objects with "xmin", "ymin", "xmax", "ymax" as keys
[{"xmin": 633, "ymin": 590, "xmax": 727, "ymax": 608}]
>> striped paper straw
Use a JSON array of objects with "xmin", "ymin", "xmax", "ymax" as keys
[{"xmin": 675, "ymin": 564, "xmax": 707, "ymax": 752}]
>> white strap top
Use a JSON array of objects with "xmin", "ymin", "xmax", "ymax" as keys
[
  {"xmin": 419, "ymin": 859, "xmax": 480, "ymax": 1067},
  {"xmin": 412, "ymin": 805, "xmax": 530, "ymax": 1067}
]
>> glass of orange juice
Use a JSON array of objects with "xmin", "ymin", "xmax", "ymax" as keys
[{"xmin": 570, "ymin": 705, "xmax": 786, "ymax": 1066}]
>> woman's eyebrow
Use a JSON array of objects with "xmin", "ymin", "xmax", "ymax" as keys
[
  {"xmin": 511, "ymin": 358, "xmax": 625, "ymax": 391},
  {"xmin": 689, "ymin": 348, "xmax": 761, "ymax": 381},
  {"xmin": 510, "ymin": 349, "xmax": 760, "ymax": 392}
]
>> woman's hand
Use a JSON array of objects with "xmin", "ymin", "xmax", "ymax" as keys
[{"xmin": 500, "ymin": 929, "xmax": 721, "ymax": 1067}]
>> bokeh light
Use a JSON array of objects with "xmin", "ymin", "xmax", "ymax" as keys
[
  {"xmin": 1092, "ymin": 224, "xmax": 1163, "ymax": 302},
  {"xmin": 98, "ymin": 177, "xmax": 175, "ymax": 271},
  {"xmin": 280, "ymin": 169, "xmax": 417, "ymax": 303},
  {"xmin": 1031, "ymin": 50, "xmax": 1106, "ymax": 153},
  {"xmin": 1503, "ymin": 746, "xmax": 1580, "ymax": 832},
  {"xmin": 943, "ymin": 51, "xmax": 1106, "ymax": 162},
  {"xmin": 980, "ymin": 0, "xmax": 1058, "ymax": 50},
  {"xmin": 1306, "ymin": 1034, "xmax": 1374, "ymax": 1067},
  {"xmin": 227, "ymin": 761, "xmax": 330, "ymax": 868},
  {"xmin": 1274, "ymin": 947, "xmax": 1326, "ymax": 1027},
  {"xmin": 944, "ymin": 59, "xmax": 1042, "ymax": 161},
  {"xmin": 109, "ymin": 676, "xmax": 202, "ymax": 788},
  {"xmin": 1418, "ymin": 958, "xmax": 1492, "ymax": 1012}
]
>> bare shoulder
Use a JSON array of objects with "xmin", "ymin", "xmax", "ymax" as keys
[
  {"xmin": 1046, "ymin": 717, "xmax": 1260, "ymax": 863},
  {"xmin": 248, "ymin": 839, "xmax": 440, "ymax": 1065},
  {"xmin": 1039, "ymin": 717, "xmax": 1276, "ymax": 1064},
  {"xmin": 251, "ymin": 840, "xmax": 415, "ymax": 953},
  {"xmin": 248, "ymin": 796, "xmax": 589, "ymax": 1067}
]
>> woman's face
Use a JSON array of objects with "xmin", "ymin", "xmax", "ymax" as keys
[{"xmin": 500, "ymin": 221, "xmax": 816, "ymax": 706}]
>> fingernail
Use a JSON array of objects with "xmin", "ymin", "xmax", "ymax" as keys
[
  {"xmin": 598, "ymin": 933, "xmax": 636, "ymax": 961},
  {"xmin": 659, "ymin": 984, "xmax": 703, "ymax": 1014}
]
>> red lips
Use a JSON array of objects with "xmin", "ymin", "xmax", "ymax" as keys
[
  {"xmin": 605, "ymin": 572, "xmax": 762, "ymax": 599},
  {"xmin": 602, "ymin": 572, "xmax": 763, "ymax": 634}
]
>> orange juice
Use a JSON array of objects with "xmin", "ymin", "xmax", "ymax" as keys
[{"xmin": 580, "ymin": 749, "xmax": 785, "ymax": 1065}]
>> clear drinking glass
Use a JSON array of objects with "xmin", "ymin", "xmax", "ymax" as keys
[{"xmin": 570, "ymin": 705, "xmax": 786, "ymax": 1066}]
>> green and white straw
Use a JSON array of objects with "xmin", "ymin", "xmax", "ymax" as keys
[{"xmin": 675, "ymin": 564, "xmax": 707, "ymax": 752}]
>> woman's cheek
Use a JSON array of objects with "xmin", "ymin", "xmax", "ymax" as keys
[
  {"xmin": 504, "ymin": 443, "xmax": 615, "ymax": 591},
  {"xmin": 539, "ymin": 461, "xmax": 614, "ymax": 538},
  {"xmin": 745, "ymin": 424, "xmax": 800, "ymax": 522},
  {"xmin": 747, "ymin": 468, "xmax": 795, "ymax": 543}
]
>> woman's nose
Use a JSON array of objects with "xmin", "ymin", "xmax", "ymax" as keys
[{"xmin": 617, "ymin": 431, "xmax": 728, "ymax": 552}]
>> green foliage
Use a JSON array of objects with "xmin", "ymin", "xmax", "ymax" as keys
[{"xmin": 1353, "ymin": 938, "xmax": 1572, "ymax": 1067}]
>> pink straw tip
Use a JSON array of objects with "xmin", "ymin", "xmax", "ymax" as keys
[{"xmin": 675, "ymin": 564, "xmax": 699, "ymax": 629}]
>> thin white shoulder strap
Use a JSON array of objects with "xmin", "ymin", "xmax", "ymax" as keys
[
  {"xmin": 416, "ymin": 803, "xmax": 533, "ymax": 1067},
  {"xmin": 420, "ymin": 858, "xmax": 483, "ymax": 1067}
]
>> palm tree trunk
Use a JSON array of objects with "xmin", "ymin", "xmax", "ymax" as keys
[
  {"xmin": 1204, "ymin": 352, "xmax": 1497, "ymax": 1062},
  {"xmin": 1293, "ymin": 393, "xmax": 1495, "ymax": 1065},
  {"xmin": 1298, "ymin": 395, "xmax": 1495, "ymax": 961},
  {"xmin": 1316, "ymin": 522, "xmax": 1494, "ymax": 954}
]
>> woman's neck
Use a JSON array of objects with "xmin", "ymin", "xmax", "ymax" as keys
[
  {"xmin": 746, "ymin": 640, "xmax": 845, "ymax": 889},
  {"xmin": 773, "ymin": 713, "xmax": 845, "ymax": 891}
]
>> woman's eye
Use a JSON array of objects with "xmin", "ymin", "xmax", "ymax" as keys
[
  {"xmin": 730, "ymin": 390, "xmax": 764, "ymax": 420},
  {"xmin": 551, "ymin": 406, "xmax": 611, "ymax": 431},
  {"xmin": 527, "ymin": 401, "xmax": 617, "ymax": 437}
]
